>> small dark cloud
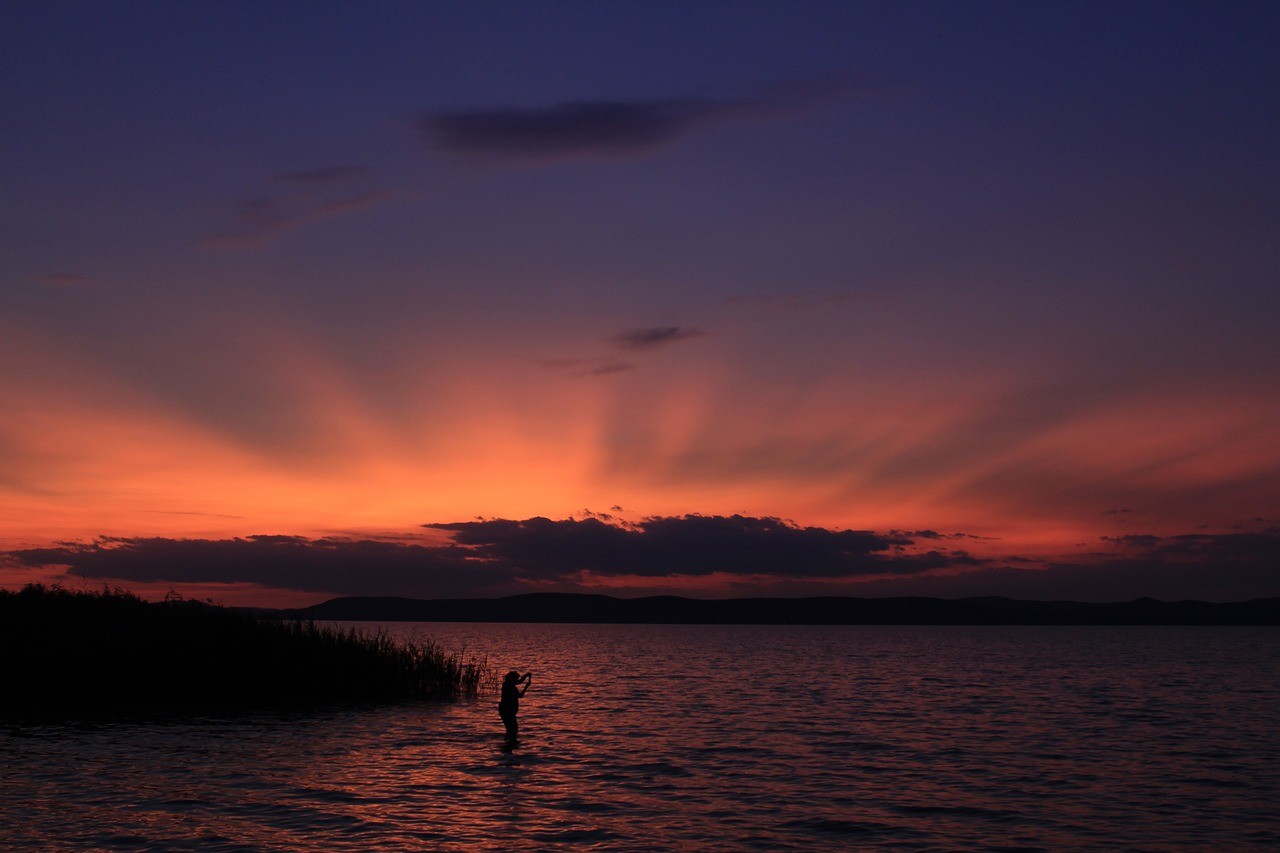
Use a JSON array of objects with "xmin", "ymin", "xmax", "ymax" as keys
[
  {"xmin": 889, "ymin": 529, "xmax": 996, "ymax": 542},
  {"xmin": 533, "ymin": 324, "xmax": 703, "ymax": 378},
  {"xmin": 1101, "ymin": 534, "xmax": 1165, "ymax": 549},
  {"xmin": 419, "ymin": 98, "xmax": 747, "ymax": 162},
  {"xmin": 613, "ymin": 326, "xmax": 704, "ymax": 350},
  {"xmin": 204, "ymin": 165, "xmax": 392, "ymax": 250},
  {"xmin": 418, "ymin": 76, "xmax": 853, "ymax": 164}
]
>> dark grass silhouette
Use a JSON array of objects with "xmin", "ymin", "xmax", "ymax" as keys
[{"xmin": 0, "ymin": 585, "xmax": 488, "ymax": 719}]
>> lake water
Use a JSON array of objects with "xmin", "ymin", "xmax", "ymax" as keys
[{"xmin": 3, "ymin": 624, "xmax": 1279, "ymax": 850}]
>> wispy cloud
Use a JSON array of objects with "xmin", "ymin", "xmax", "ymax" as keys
[
  {"xmin": 418, "ymin": 76, "xmax": 853, "ymax": 164},
  {"xmin": 584, "ymin": 360, "xmax": 637, "ymax": 376},
  {"xmin": 535, "ymin": 357, "xmax": 637, "ymax": 378},
  {"xmin": 612, "ymin": 326, "xmax": 705, "ymax": 350},
  {"xmin": 535, "ymin": 324, "xmax": 703, "ymax": 378},
  {"xmin": 204, "ymin": 165, "xmax": 393, "ymax": 250}
]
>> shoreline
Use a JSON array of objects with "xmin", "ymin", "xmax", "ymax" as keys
[{"xmin": 280, "ymin": 592, "xmax": 1280, "ymax": 626}]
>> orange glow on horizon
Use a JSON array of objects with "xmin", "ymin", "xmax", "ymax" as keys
[{"xmin": 4, "ymin": 310, "xmax": 1277, "ymax": 606}]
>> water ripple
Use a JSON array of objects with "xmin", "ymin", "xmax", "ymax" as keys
[{"xmin": 3, "ymin": 625, "xmax": 1278, "ymax": 850}]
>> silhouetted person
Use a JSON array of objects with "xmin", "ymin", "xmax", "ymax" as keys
[{"xmin": 499, "ymin": 670, "xmax": 531, "ymax": 740}]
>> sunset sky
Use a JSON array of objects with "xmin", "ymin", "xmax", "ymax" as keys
[{"xmin": 3, "ymin": 2, "xmax": 1278, "ymax": 605}]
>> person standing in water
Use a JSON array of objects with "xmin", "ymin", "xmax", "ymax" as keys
[{"xmin": 499, "ymin": 670, "xmax": 532, "ymax": 740}]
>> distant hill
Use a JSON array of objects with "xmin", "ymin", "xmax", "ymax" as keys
[{"xmin": 280, "ymin": 593, "xmax": 1280, "ymax": 626}]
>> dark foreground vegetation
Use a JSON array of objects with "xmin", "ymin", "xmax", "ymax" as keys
[{"xmin": 1, "ymin": 585, "xmax": 487, "ymax": 719}]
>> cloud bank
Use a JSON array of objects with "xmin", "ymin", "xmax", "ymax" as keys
[
  {"xmin": 5, "ymin": 516, "xmax": 975, "ymax": 598},
  {"xmin": 6, "ymin": 520, "xmax": 1276, "ymax": 602},
  {"xmin": 7, "ymin": 535, "xmax": 502, "ymax": 599},
  {"xmin": 423, "ymin": 515, "xmax": 955, "ymax": 579},
  {"xmin": 851, "ymin": 529, "xmax": 1280, "ymax": 602}
]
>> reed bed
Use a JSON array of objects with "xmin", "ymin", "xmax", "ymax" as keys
[{"xmin": 0, "ymin": 584, "xmax": 488, "ymax": 719}]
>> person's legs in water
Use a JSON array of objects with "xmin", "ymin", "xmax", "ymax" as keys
[{"xmin": 501, "ymin": 712, "xmax": 518, "ymax": 740}]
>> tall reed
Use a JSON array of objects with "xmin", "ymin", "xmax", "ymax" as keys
[{"xmin": 0, "ymin": 584, "xmax": 488, "ymax": 718}]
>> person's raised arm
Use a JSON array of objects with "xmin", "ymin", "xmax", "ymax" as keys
[{"xmin": 519, "ymin": 672, "xmax": 532, "ymax": 696}]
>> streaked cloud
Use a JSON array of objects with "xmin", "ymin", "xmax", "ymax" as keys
[
  {"xmin": 612, "ymin": 326, "xmax": 705, "ymax": 350},
  {"xmin": 204, "ymin": 165, "xmax": 393, "ymax": 250},
  {"xmin": 584, "ymin": 360, "xmax": 637, "ymax": 376},
  {"xmin": 535, "ymin": 357, "xmax": 638, "ymax": 378},
  {"xmin": 534, "ymin": 324, "xmax": 702, "ymax": 378}
]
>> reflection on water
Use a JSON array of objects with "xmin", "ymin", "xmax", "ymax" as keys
[{"xmin": 3, "ymin": 625, "xmax": 1279, "ymax": 850}]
